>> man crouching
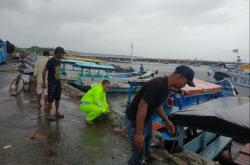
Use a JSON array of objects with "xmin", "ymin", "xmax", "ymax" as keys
[{"xmin": 80, "ymin": 80, "xmax": 110, "ymax": 124}]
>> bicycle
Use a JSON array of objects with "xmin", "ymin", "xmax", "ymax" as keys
[{"xmin": 9, "ymin": 68, "xmax": 35, "ymax": 96}]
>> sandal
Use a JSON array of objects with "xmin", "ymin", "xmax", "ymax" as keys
[
  {"xmin": 46, "ymin": 115, "xmax": 57, "ymax": 122},
  {"xmin": 144, "ymin": 154, "xmax": 157, "ymax": 162},
  {"xmin": 54, "ymin": 113, "xmax": 64, "ymax": 119},
  {"xmin": 85, "ymin": 120, "xmax": 94, "ymax": 125}
]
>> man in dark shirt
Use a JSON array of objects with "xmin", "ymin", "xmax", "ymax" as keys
[
  {"xmin": 139, "ymin": 64, "xmax": 144, "ymax": 75},
  {"xmin": 42, "ymin": 47, "xmax": 66, "ymax": 121},
  {"xmin": 126, "ymin": 65, "xmax": 195, "ymax": 165}
]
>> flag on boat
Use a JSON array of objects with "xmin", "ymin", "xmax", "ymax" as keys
[{"xmin": 232, "ymin": 48, "xmax": 238, "ymax": 53}]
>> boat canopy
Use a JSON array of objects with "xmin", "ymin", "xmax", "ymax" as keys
[
  {"xmin": 128, "ymin": 78, "xmax": 222, "ymax": 95},
  {"xmin": 63, "ymin": 56, "xmax": 105, "ymax": 64},
  {"xmin": 61, "ymin": 59, "xmax": 115, "ymax": 70},
  {"xmin": 181, "ymin": 78, "xmax": 222, "ymax": 95},
  {"xmin": 238, "ymin": 64, "xmax": 250, "ymax": 71}
]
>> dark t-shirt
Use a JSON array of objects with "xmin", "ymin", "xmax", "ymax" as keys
[
  {"xmin": 126, "ymin": 76, "xmax": 169, "ymax": 121},
  {"xmin": 46, "ymin": 57, "xmax": 61, "ymax": 82}
]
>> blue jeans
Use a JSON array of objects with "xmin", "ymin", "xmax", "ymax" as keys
[{"xmin": 126, "ymin": 116, "xmax": 152, "ymax": 165}]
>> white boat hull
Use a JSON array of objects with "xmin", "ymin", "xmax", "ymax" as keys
[{"xmin": 210, "ymin": 67, "xmax": 250, "ymax": 88}]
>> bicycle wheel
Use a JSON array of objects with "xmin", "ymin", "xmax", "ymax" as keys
[{"xmin": 9, "ymin": 76, "xmax": 25, "ymax": 96}]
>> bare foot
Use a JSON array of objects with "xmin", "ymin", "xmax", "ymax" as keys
[
  {"xmin": 36, "ymin": 104, "xmax": 42, "ymax": 109},
  {"xmin": 44, "ymin": 106, "xmax": 48, "ymax": 111}
]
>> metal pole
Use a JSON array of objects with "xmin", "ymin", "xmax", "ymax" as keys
[{"xmin": 131, "ymin": 43, "xmax": 133, "ymax": 62}]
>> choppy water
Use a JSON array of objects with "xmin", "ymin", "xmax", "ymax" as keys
[{"xmin": 108, "ymin": 62, "xmax": 250, "ymax": 112}]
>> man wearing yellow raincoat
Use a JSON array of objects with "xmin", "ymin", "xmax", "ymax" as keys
[{"xmin": 80, "ymin": 80, "xmax": 110, "ymax": 124}]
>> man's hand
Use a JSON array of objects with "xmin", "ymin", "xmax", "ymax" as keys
[
  {"xmin": 42, "ymin": 82, "xmax": 46, "ymax": 89},
  {"xmin": 42, "ymin": 66, "xmax": 48, "ymax": 89},
  {"xmin": 32, "ymin": 76, "xmax": 37, "ymax": 85},
  {"xmin": 166, "ymin": 121, "xmax": 175, "ymax": 135},
  {"xmin": 156, "ymin": 106, "xmax": 176, "ymax": 135},
  {"xmin": 102, "ymin": 107, "xmax": 110, "ymax": 114},
  {"xmin": 134, "ymin": 134, "xmax": 144, "ymax": 149}
]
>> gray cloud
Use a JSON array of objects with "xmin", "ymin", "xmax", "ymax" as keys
[{"xmin": 0, "ymin": 0, "xmax": 248, "ymax": 61}]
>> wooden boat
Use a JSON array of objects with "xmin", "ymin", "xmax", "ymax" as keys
[
  {"xmin": 61, "ymin": 59, "xmax": 155, "ymax": 93},
  {"xmin": 170, "ymin": 97, "xmax": 249, "ymax": 161},
  {"xmin": 209, "ymin": 52, "xmax": 250, "ymax": 89}
]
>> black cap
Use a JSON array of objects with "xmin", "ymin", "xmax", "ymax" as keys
[
  {"xmin": 55, "ymin": 47, "xmax": 66, "ymax": 54},
  {"xmin": 174, "ymin": 65, "xmax": 195, "ymax": 87}
]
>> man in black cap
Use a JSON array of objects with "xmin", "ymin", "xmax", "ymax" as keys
[
  {"xmin": 126, "ymin": 65, "xmax": 195, "ymax": 165},
  {"xmin": 42, "ymin": 47, "xmax": 66, "ymax": 121}
]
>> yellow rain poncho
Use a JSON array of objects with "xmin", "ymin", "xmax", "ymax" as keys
[{"xmin": 80, "ymin": 83, "xmax": 109, "ymax": 122}]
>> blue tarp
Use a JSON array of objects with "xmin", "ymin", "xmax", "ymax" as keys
[
  {"xmin": 170, "ymin": 97, "xmax": 250, "ymax": 142},
  {"xmin": 0, "ymin": 40, "xmax": 7, "ymax": 64}
]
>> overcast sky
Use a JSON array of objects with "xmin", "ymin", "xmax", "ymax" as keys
[{"xmin": 0, "ymin": 0, "xmax": 249, "ymax": 62}]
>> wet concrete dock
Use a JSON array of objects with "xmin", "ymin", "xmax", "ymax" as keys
[
  {"xmin": 0, "ymin": 62, "xmax": 220, "ymax": 165},
  {"xmin": 0, "ymin": 69, "xmax": 132, "ymax": 165}
]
